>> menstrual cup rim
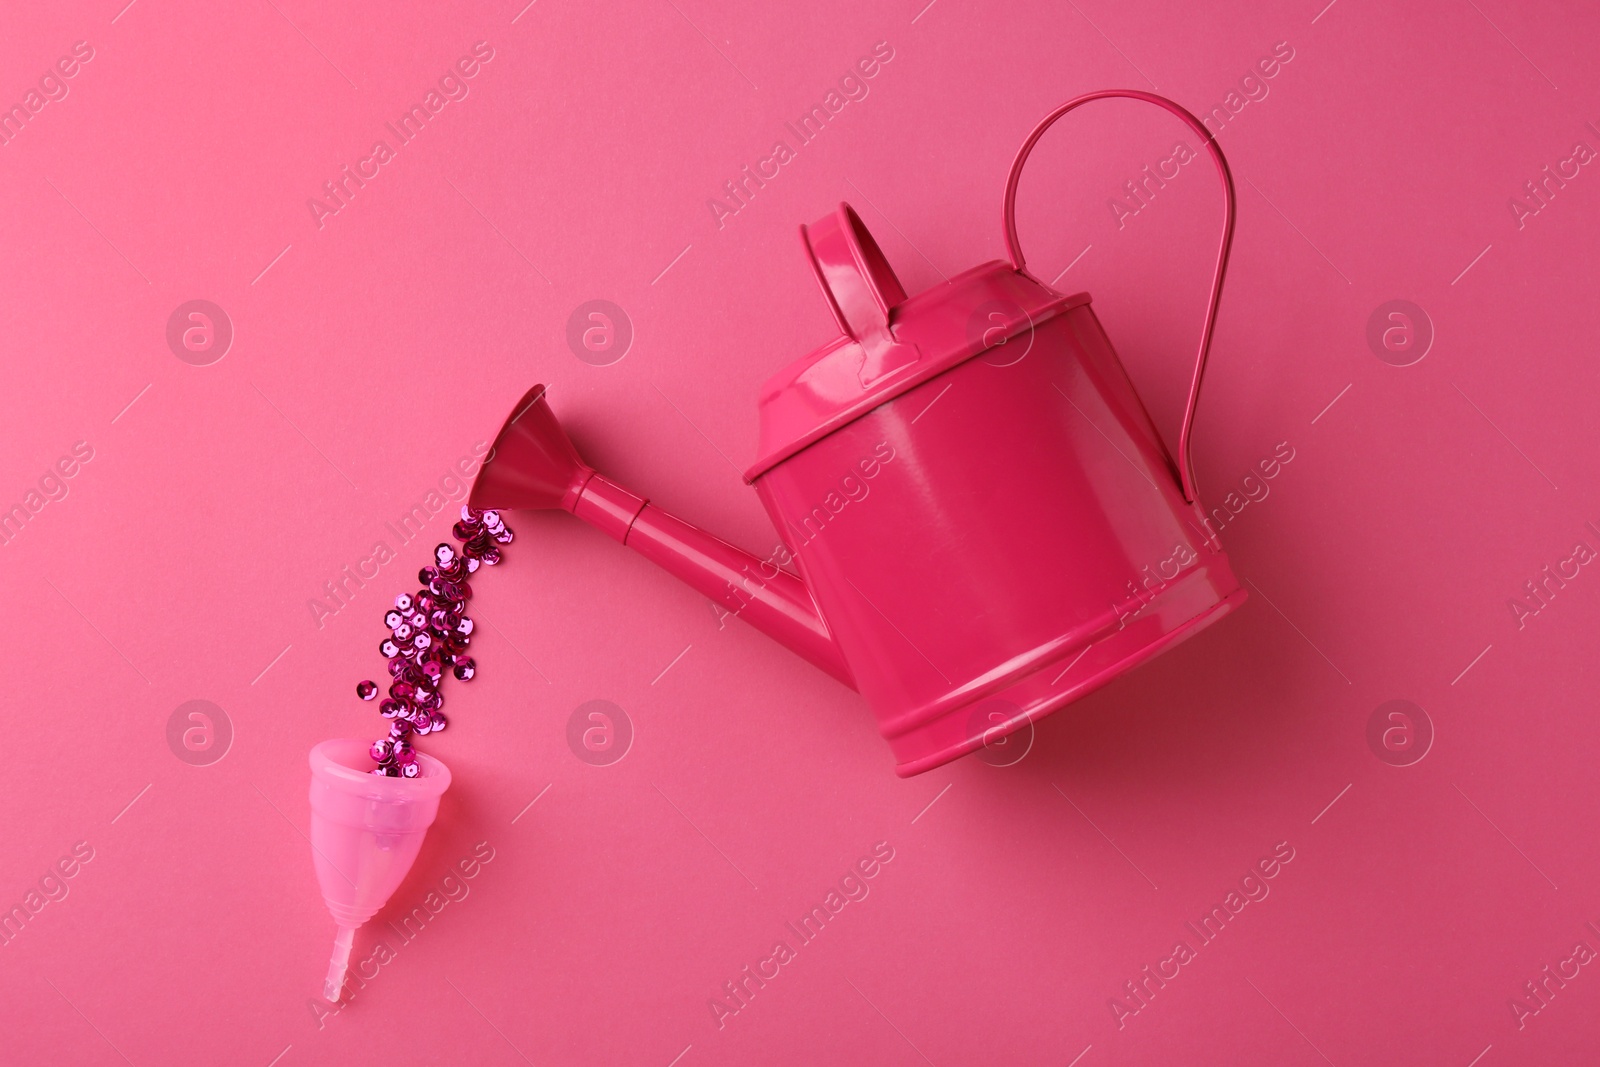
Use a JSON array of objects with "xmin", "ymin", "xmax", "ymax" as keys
[{"xmin": 309, "ymin": 737, "xmax": 452, "ymax": 798}]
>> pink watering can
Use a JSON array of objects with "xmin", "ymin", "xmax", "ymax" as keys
[{"xmin": 472, "ymin": 91, "xmax": 1246, "ymax": 776}]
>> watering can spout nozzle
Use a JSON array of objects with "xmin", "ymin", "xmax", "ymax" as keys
[
  {"xmin": 471, "ymin": 387, "xmax": 855, "ymax": 689},
  {"xmin": 469, "ymin": 385, "xmax": 594, "ymax": 514}
]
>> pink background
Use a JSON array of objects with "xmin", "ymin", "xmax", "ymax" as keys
[{"xmin": 4, "ymin": 0, "xmax": 1599, "ymax": 1063}]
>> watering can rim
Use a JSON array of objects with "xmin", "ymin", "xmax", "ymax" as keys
[{"xmin": 744, "ymin": 243, "xmax": 1091, "ymax": 482}]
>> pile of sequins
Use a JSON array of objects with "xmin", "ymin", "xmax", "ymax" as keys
[{"xmin": 354, "ymin": 506, "xmax": 513, "ymax": 776}]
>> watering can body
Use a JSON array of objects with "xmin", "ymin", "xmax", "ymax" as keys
[{"xmin": 472, "ymin": 91, "xmax": 1246, "ymax": 776}]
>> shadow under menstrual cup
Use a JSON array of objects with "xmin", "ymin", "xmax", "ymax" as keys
[{"xmin": 309, "ymin": 738, "xmax": 452, "ymax": 1001}]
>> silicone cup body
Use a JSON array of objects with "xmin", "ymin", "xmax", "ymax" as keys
[
  {"xmin": 309, "ymin": 738, "xmax": 451, "ymax": 926},
  {"xmin": 308, "ymin": 738, "xmax": 451, "ymax": 998}
]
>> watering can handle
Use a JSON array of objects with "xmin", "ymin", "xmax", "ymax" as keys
[{"xmin": 1001, "ymin": 90, "xmax": 1236, "ymax": 506}]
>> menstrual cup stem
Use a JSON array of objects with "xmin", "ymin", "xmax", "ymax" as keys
[{"xmin": 323, "ymin": 926, "xmax": 356, "ymax": 1002}]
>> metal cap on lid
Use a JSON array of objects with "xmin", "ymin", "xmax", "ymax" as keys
[{"xmin": 745, "ymin": 202, "xmax": 1086, "ymax": 482}]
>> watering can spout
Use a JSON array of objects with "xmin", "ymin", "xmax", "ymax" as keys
[
  {"xmin": 470, "ymin": 386, "xmax": 855, "ymax": 689},
  {"xmin": 468, "ymin": 385, "xmax": 593, "ymax": 512}
]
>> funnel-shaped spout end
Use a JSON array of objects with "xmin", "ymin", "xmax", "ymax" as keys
[{"xmin": 470, "ymin": 385, "xmax": 593, "ymax": 512}]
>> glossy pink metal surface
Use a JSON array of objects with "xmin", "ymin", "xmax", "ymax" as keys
[{"xmin": 472, "ymin": 91, "xmax": 1247, "ymax": 776}]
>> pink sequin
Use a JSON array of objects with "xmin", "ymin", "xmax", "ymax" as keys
[{"xmin": 359, "ymin": 516, "xmax": 512, "ymax": 769}]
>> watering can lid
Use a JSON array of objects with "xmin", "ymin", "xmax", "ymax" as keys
[{"xmin": 745, "ymin": 203, "xmax": 1087, "ymax": 482}]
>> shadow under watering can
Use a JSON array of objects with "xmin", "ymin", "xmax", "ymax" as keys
[{"xmin": 472, "ymin": 90, "xmax": 1248, "ymax": 777}]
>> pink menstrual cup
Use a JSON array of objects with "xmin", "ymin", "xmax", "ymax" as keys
[{"xmin": 308, "ymin": 738, "xmax": 452, "ymax": 1001}]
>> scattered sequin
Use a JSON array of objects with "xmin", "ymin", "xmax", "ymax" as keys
[{"xmin": 355, "ymin": 514, "xmax": 513, "ymax": 770}]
